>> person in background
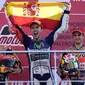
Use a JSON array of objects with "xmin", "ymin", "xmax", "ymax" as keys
[
  {"xmin": 0, "ymin": 46, "xmax": 23, "ymax": 85},
  {"xmin": 5, "ymin": 47, "xmax": 23, "ymax": 74},
  {"xmin": 8, "ymin": 3, "xmax": 71, "ymax": 85},
  {"xmin": 59, "ymin": 27, "xmax": 85, "ymax": 85}
]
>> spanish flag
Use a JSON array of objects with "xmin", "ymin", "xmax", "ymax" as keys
[{"xmin": 5, "ymin": 2, "xmax": 65, "ymax": 30}]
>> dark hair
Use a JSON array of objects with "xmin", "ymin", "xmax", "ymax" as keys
[
  {"xmin": 6, "ymin": 48, "xmax": 13, "ymax": 55},
  {"xmin": 62, "ymin": 52, "xmax": 68, "ymax": 57}
]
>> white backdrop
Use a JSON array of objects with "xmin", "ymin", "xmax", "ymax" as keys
[{"xmin": 0, "ymin": 0, "xmax": 6, "ymax": 10}]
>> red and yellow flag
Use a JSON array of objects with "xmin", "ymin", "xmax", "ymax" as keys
[{"xmin": 5, "ymin": 2, "xmax": 65, "ymax": 30}]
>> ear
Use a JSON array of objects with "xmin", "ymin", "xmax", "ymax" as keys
[{"xmin": 82, "ymin": 34, "xmax": 84, "ymax": 37}]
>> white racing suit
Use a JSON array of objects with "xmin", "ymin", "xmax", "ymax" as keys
[
  {"xmin": 14, "ymin": 10, "xmax": 70, "ymax": 85},
  {"xmin": 29, "ymin": 52, "xmax": 54, "ymax": 85}
]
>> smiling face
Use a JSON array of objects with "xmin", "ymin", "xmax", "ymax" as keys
[
  {"xmin": 72, "ymin": 31, "xmax": 84, "ymax": 44},
  {"xmin": 30, "ymin": 23, "xmax": 42, "ymax": 41}
]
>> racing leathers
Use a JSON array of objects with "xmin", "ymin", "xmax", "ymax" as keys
[
  {"xmin": 10, "ymin": 10, "xmax": 70, "ymax": 85},
  {"xmin": 69, "ymin": 45, "xmax": 85, "ymax": 80},
  {"xmin": 59, "ymin": 45, "xmax": 85, "ymax": 85}
]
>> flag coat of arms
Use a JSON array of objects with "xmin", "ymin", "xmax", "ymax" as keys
[{"xmin": 5, "ymin": 2, "xmax": 65, "ymax": 30}]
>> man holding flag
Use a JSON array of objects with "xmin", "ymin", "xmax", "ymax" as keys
[{"xmin": 8, "ymin": 2, "xmax": 71, "ymax": 85}]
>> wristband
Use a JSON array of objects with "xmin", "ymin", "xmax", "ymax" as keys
[{"xmin": 64, "ymin": 10, "xmax": 70, "ymax": 14}]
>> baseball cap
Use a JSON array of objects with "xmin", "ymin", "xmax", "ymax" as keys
[
  {"xmin": 29, "ymin": 20, "xmax": 42, "ymax": 28},
  {"xmin": 72, "ymin": 27, "xmax": 85, "ymax": 34}
]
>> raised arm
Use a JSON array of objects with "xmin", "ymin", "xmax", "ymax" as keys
[
  {"xmin": 45, "ymin": 3, "xmax": 71, "ymax": 46},
  {"xmin": 9, "ymin": 24, "xmax": 31, "ymax": 46}
]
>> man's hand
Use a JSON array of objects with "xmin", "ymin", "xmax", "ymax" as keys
[
  {"xmin": 8, "ymin": 25, "xmax": 17, "ymax": 34},
  {"xmin": 8, "ymin": 25, "xmax": 14, "ymax": 34},
  {"xmin": 64, "ymin": 2, "xmax": 71, "ymax": 11},
  {"xmin": 9, "ymin": 67, "xmax": 22, "ymax": 74}
]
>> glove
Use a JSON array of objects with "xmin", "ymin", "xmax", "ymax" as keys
[
  {"xmin": 8, "ymin": 25, "xmax": 18, "ymax": 34},
  {"xmin": 64, "ymin": 2, "xmax": 71, "ymax": 11}
]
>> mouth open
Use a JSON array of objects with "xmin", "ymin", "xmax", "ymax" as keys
[{"xmin": 34, "ymin": 32, "xmax": 38, "ymax": 36}]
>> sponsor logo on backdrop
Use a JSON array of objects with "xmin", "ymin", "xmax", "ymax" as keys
[
  {"xmin": 0, "ymin": 25, "xmax": 32, "ymax": 46},
  {"xmin": 0, "ymin": 25, "xmax": 22, "ymax": 46}
]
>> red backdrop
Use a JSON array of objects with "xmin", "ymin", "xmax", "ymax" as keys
[{"xmin": 0, "ymin": 0, "xmax": 85, "ymax": 81}]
